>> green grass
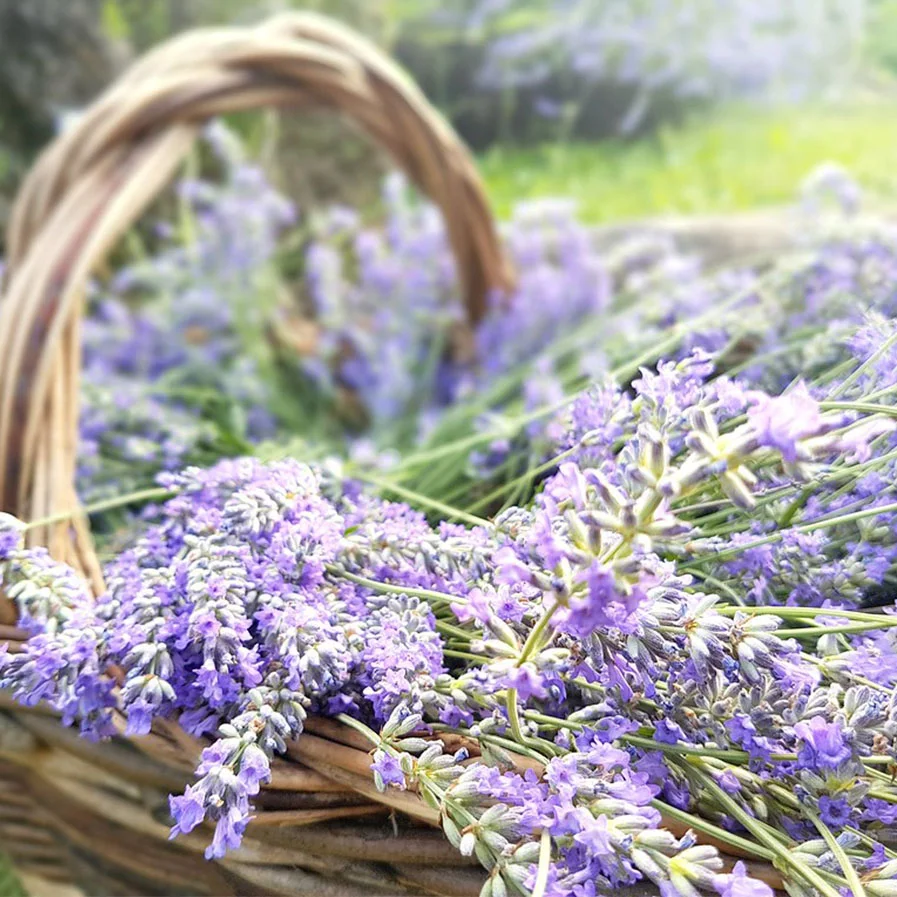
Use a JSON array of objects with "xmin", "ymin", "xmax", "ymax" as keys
[
  {"xmin": 479, "ymin": 101, "xmax": 897, "ymax": 222},
  {"xmin": 0, "ymin": 855, "xmax": 25, "ymax": 897}
]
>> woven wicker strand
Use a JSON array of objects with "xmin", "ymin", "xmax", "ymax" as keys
[{"xmin": 0, "ymin": 14, "xmax": 784, "ymax": 897}]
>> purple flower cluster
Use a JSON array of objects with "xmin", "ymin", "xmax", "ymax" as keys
[
  {"xmin": 73, "ymin": 145, "xmax": 728, "ymax": 506},
  {"xmin": 444, "ymin": 742, "xmax": 687, "ymax": 894},
  {"xmin": 742, "ymin": 216, "xmax": 897, "ymax": 394},
  {"xmin": 351, "ymin": 363, "xmax": 893, "ymax": 893},
  {"xmin": 704, "ymin": 320, "xmax": 897, "ymax": 618},
  {"xmin": 0, "ymin": 526, "xmax": 114, "ymax": 738},
  {"xmin": 1, "ymin": 459, "xmax": 461, "ymax": 857},
  {"xmin": 2, "ymin": 352, "xmax": 896, "ymax": 894},
  {"xmin": 75, "ymin": 122, "xmax": 294, "ymax": 502},
  {"xmin": 529, "ymin": 192, "xmax": 897, "ymax": 624},
  {"xmin": 302, "ymin": 177, "xmax": 729, "ymax": 458},
  {"xmin": 432, "ymin": 740, "xmax": 779, "ymax": 897}
]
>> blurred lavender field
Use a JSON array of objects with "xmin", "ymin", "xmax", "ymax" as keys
[{"xmin": 406, "ymin": 0, "xmax": 865, "ymax": 144}]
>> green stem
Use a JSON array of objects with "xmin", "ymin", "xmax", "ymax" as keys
[
  {"xmin": 465, "ymin": 447, "xmax": 579, "ymax": 515},
  {"xmin": 624, "ymin": 734, "xmax": 795, "ymax": 763},
  {"xmin": 23, "ymin": 486, "xmax": 174, "ymax": 531},
  {"xmin": 805, "ymin": 806, "xmax": 867, "ymax": 897},
  {"xmin": 822, "ymin": 399, "xmax": 897, "ymax": 417},
  {"xmin": 531, "ymin": 829, "xmax": 552, "ymax": 897},
  {"xmin": 650, "ymin": 799, "xmax": 776, "ymax": 862},
  {"xmin": 335, "ymin": 713, "xmax": 382, "ymax": 748},
  {"xmin": 775, "ymin": 622, "xmax": 894, "ymax": 638},
  {"xmin": 443, "ymin": 649, "xmax": 485, "ymax": 663},
  {"xmin": 430, "ymin": 722, "xmax": 555, "ymax": 765},
  {"xmin": 716, "ymin": 605, "xmax": 894, "ymax": 625},
  {"xmin": 519, "ymin": 601, "xmax": 560, "ymax": 664},
  {"xmin": 506, "ymin": 688, "xmax": 525, "ymax": 743},
  {"xmin": 828, "ymin": 325, "xmax": 897, "ymax": 399},
  {"xmin": 683, "ymin": 761, "xmax": 843, "ymax": 897},
  {"xmin": 523, "ymin": 711, "xmax": 582, "ymax": 731},
  {"xmin": 778, "ymin": 485, "xmax": 815, "ymax": 528},
  {"xmin": 328, "ymin": 566, "xmax": 468, "ymax": 608},
  {"xmin": 356, "ymin": 473, "xmax": 491, "ymax": 528},
  {"xmin": 685, "ymin": 501, "xmax": 897, "ymax": 566}
]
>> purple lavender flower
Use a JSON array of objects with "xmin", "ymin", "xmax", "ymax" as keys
[
  {"xmin": 715, "ymin": 861, "xmax": 774, "ymax": 897},
  {"xmin": 793, "ymin": 717, "xmax": 853, "ymax": 772},
  {"xmin": 818, "ymin": 795, "xmax": 852, "ymax": 829},
  {"xmin": 0, "ymin": 513, "xmax": 23, "ymax": 562},
  {"xmin": 75, "ymin": 123, "xmax": 293, "ymax": 503},
  {"xmin": 502, "ymin": 663, "xmax": 548, "ymax": 701},
  {"xmin": 371, "ymin": 750, "xmax": 406, "ymax": 790},
  {"xmin": 801, "ymin": 163, "xmax": 862, "ymax": 217},
  {"xmin": 450, "ymin": 0, "xmax": 861, "ymax": 137},
  {"xmin": 746, "ymin": 381, "xmax": 826, "ymax": 464}
]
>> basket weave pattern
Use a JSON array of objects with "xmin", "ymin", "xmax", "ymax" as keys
[{"xmin": 0, "ymin": 14, "xmax": 513, "ymax": 896}]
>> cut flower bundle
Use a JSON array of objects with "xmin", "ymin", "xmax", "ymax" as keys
[
  {"xmin": 4, "ymin": 15, "xmax": 897, "ymax": 897},
  {"xmin": 3, "ymin": 341, "xmax": 897, "ymax": 897}
]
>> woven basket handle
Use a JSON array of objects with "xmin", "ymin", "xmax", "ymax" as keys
[{"xmin": 0, "ymin": 13, "xmax": 513, "ymax": 592}]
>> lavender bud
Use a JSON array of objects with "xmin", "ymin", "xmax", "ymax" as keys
[
  {"xmin": 635, "ymin": 829, "xmax": 680, "ymax": 851},
  {"xmin": 474, "ymin": 840, "xmax": 495, "ymax": 868},
  {"xmin": 719, "ymin": 471, "xmax": 757, "ymax": 509},
  {"xmin": 631, "ymin": 847, "xmax": 665, "ymax": 881},
  {"xmin": 442, "ymin": 817, "xmax": 462, "ymax": 849},
  {"xmin": 512, "ymin": 842, "xmax": 542, "ymax": 864},
  {"xmin": 869, "ymin": 884, "xmax": 897, "ymax": 897},
  {"xmin": 394, "ymin": 737, "xmax": 431, "ymax": 754},
  {"xmin": 482, "ymin": 831, "xmax": 510, "ymax": 854}
]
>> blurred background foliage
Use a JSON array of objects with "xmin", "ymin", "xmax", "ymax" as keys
[{"xmin": 1, "ymin": 0, "xmax": 897, "ymax": 235}]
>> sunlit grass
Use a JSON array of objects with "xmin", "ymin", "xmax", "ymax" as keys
[{"xmin": 479, "ymin": 101, "xmax": 897, "ymax": 222}]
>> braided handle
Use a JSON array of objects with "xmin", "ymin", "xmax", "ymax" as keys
[{"xmin": 0, "ymin": 13, "xmax": 513, "ymax": 591}]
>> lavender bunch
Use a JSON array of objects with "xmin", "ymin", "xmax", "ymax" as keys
[
  {"xmin": 392, "ymin": 165, "xmax": 897, "ymax": 518},
  {"xmin": 2, "ymin": 362, "xmax": 896, "ymax": 895},
  {"xmin": 68, "ymin": 125, "xmax": 764, "ymax": 514},
  {"xmin": 77, "ymin": 378, "xmax": 225, "ymax": 504},
  {"xmin": 0, "ymin": 460, "xmax": 455, "ymax": 858},
  {"xmin": 60, "ymin": 132, "xmax": 897, "ymax": 528},
  {"xmin": 688, "ymin": 250, "xmax": 897, "ymax": 617},
  {"xmin": 356, "ymin": 365, "xmax": 897, "ymax": 896},
  {"xmin": 302, "ymin": 175, "xmax": 737, "ymax": 456},
  {"xmin": 74, "ymin": 151, "xmax": 723, "ymax": 507},
  {"xmin": 0, "ymin": 514, "xmax": 114, "ymax": 738},
  {"xmin": 75, "ymin": 122, "xmax": 295, "ymax": 503}
]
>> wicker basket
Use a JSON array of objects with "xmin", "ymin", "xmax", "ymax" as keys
[{"xmin": 0, "ymin": 13, "xmax": 783, "ymax": 897}]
